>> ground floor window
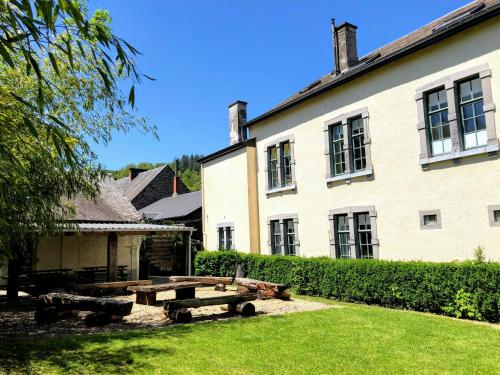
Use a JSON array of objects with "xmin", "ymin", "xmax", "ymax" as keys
[
  {"xmin": 268, "ymin": 215, "xmax": 299, "ymax": 256},
  {"xmin": 217, "ymin": 224, "xmax": 234, "ymax": 250},
  {"xmin": 329, "ymin": 207, "xmax": 378, "ymax": 259}
]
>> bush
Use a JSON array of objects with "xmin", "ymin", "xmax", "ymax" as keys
[{"xmin": 194, "ymin": 251, "xmax": 500, "ymax": 322}]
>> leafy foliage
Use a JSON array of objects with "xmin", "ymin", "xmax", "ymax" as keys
[
  {"xmin": 111, "ymin": 154, "xmax": 204, "ymax": 191},
  {"xmin": 0, "ymin": 1, "xmax": 155, "ymax": 259},
  {"xmin": 195, "ymin": 251, "xmax": 500, "ymax": 322}
]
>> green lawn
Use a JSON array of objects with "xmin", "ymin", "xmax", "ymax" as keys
[{"xmin": 1, "ymin": 299, "xmax": 499, "ymax": 375}]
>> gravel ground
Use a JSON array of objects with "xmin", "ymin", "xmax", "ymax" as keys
[{"xmin": 0, "ymin": 287, "xmax": 336, "ymax": 339}]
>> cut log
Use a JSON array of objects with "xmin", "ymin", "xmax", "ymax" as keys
[
  {"xmin": 84, "ymin": 312, "xmax": 111, "ymax": 327},
  {"xmin": 136, "ymin": 291, "xmax": 157, "ymax": 306},
  {"xmin": 168, "ymin": 276, "xmax": 233, "ymax": 285},
  {"xmin": 235, "ymin": 278, "xmax": 290, "ymax": 300},
  {"xmin": 164, "ymin": 293, "xmax": 257, "ymax": 311},
  {"xmin": 214, "ymin": 283, "xmax": 226, "ymax": 292},
  {"xmin": 220, "ymin": 303, "xmax": 237, "ymax": 313},
  {"xmin": 237, "ymin": 286, "xmax": 250, "ymax": 294},
  {"xmin": 34, "ymin": 307, "xmax": 79, "ymax": 325},
  {"xmin": 235, "ymin": 302, "xmax": 255, "ymax": 316},
  {"xmin": 38, "ymin": 293, "xmax": 133, "ymax": 316},
  {"xmin": 165, "ymin": 308, "xmax": 192, "ymax": 323}
]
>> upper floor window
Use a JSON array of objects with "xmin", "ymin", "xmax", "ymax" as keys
[
  {"xmin": 416, "ymin": 64, "xmax": 498, "ymax": 167},
  {"xmin": 217, "ymin": 224, "xmax": 234, "ymax": 250},
  {"xmin": 324, "ymin": 109, "xmax": 373, "ymax": 183},
  {"xmin": 458, "ymin": 77, "xmax": 486, "ymax": 149},
  {"xmin": 265, "ymin": 136, "xmax": 296, "ymax": 194},
  {"xmin": 329, "ymin": 207, "xmax": 379, "ymax": 259},
  {"xmin": 426, "ymin": 89, "xmax": 451, "ymax": 155},
  {"xmin": 267, "ymin": 215, "xmax": 299, "ymax": 255}
]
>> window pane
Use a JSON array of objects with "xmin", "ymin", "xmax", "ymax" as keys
[
  {"xmin": 225, "ymin": 227, "xmax": 233, "ymax": 250},
  {"xmin": 423, "ymin": 215, "xmax": 437, "ymax": 225},
  {"xmin": 280, "ymin": 141, "xmax": 292, "ymax": 186},
  {"xmin": 462, "ymin": 103, "xmax": 474, "ymax": 119},
  {"xmin": 476, "ymin": 115, "xmax": 486, "ymax": 131},
  {"xmin": 442, "ymin": 124, "xmax": 450, "ymax": 139},
  {"xmin": 336, "ymin": 215, "xmax": 351, "ymax": 259},
  {"xmin": 459, "ymin": 78, "xmax": 485, "ymax": 150},
  {"xmin": 471, "ymin": 78, "xmax": 483, "ymax": 99},
  {"xmin": 459, "ymin": 81, "xmax": 472, "ymax": 102},
  {"xmin": 464, "ymin": 118, "xmax": 475, "ymax": 133},
  {"xmin": 494, "ymin": 210, "xmax": 500, "ymax": 222},
  {"xmin": 271, "ymin": 220, "xmax": 281, "ymax": 255},
  {"xmin": 474, "ymin": 101, "xmax": 484, "ymax": 116},
  {"xmin": 476, "ymin": 130, "xmax": 487, "ymax": 146},
  {"xmin": 283, "ymin": 219, "xmax": 296, "ymax": 256},
  {"xmin": 426, "ymin": 89, "xmax": 450, "ymax": 156},
  {"xmin": 329, "ymin": 123, "xmax": 345, "ymax": 176},
  {"xmin": 268, "ymin": 146, "xmax": 278, "ymax": 189},
  {"xmin": 218, "ymin": 228, "xmax": 224, "ymax": 250},
  {"xmin": 350, "ymin": 117, "xmax": 366, "ymax": 172},
  {"xmin": 355, "ymin": 213, "xmax": 373, "ymax": 259}
]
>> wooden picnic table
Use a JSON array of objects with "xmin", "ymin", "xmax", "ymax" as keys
[{"xmin": 128, "ymin": 281, "xmax": 201, "ymax": 306}]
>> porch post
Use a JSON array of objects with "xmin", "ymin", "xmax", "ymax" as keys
[{"xmin": 107, "ymin": 232, "xmax": 118, "ymax": 281}]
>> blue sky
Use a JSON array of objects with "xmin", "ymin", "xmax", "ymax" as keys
[{"xmin": 88, "ymin": 0, "xmax": 470, "ymax": 170}]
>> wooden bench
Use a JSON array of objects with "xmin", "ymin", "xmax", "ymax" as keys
[
  {"xmin": 163, "ymin": 293, "xmax": 258, "ymax": 323},
  {"xmin": 36, "ymin": 292, "xmax": 133, "ymax": 326},
  {"xmin": 74, "ymin": 280, "xmax": 153, "ymax": 296},
  {"xmin": 128, "ymin": 281, "xmax": 201, "ymax": 306}
]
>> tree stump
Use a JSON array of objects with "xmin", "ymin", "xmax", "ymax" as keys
[{"xmin": 235, "ymin": 302, "xmax": 255, "ymax": 316}]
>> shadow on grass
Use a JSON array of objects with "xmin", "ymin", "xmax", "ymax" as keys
[{"xmin": 0, "ymin": 325, "xmax": 194, "ymax": 374}]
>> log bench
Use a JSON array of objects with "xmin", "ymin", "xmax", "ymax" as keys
[
  {"xmin": 35, "ymin": 292, "xmax": 133, "ymax": 326},
  {"xmin": 163, "ymin": 293, "xmax": 258, "ymax": 323},
  {"xmin": 128, "ymin": 281, "xmax": 201, "ymax": 306},
  {"xmin": 74, "ymin": 280, "xmax": 153, "ymax": 296}
]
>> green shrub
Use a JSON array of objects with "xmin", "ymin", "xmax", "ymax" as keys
[{"xmin": 194, "ymin": 251, "xmax": 500, "ymax": 323}]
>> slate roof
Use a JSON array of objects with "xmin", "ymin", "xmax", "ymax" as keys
[
  {"xmin": 245, "ymin": 0, "xmax": 499, "ymax": 127},
  {"xmin": 63, "ymin": 223, "xmax": 193, "ymax": 233},
  {"xmin": 68, "ymin": 177, "xmax": 141, "ymax": 223},
  {"xmin": 115, "ymin": 165, "xmax": 166, "ymax": 201},
  {"xmin": 139, "ymin": 191, "xmax": 202, "ymax": 221}
]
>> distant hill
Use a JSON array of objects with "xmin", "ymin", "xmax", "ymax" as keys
[{"xmin": 111, "ymin": 154, "xmax": 204, "ymax": 191}]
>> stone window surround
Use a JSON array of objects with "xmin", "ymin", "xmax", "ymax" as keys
[
  {"xmin": 266, "ymin": 214, "xmax": 300, "ymax": 255},
  {"xmin": 487, "ymin": 205, "xmax": 500, "ymax": 227},
  {"xmin": 419, "ymin": 210, "xmax": 442, "ymax": 230},
  {"xmin": 323, "ymin": 107, "xmax": 374, "ymax": 184},
  {"xmin": 328, "ymin": 206, "xmax": 379, "ymax": 259},
  {"xmin": 216, "ymin": 222, "xmax": 235, "ymax": 250},
  {"xmin": 264, "ymin": 135, "xmax": 297, "ymax": 196},
  {"xmin": 415, "ymin": 64, "xmax": 498, "ymax": 167}
]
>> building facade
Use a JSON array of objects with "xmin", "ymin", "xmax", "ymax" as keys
[{"xmin": 200, "ymin": 1, "xmax": 500, "ymax": 262}]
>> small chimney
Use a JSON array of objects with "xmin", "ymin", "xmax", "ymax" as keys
[
  {"xmin": 129, "ymin": 167, "xmax": 146, "ymax": 181},
  {"xmin": 172, "ymin": 160, "xmax": 178, "ymax": 196},
  {"xmin": 332, "ymin": 20, "xmax": 359, "ymax": 73},
  {"xmin": 228, "ymin": 100, "xmax": 247, "ymax": 145}
]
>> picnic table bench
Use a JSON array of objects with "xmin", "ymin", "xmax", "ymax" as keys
[
  {"xmin": 163, "ymin": 293, "xmax": 258, "ymax": 323},
  {"xmin": 128, "ymin": 281, "xmax": 201, "ymax": 305}
]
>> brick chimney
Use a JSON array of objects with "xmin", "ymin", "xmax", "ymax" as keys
[
  {"xmin": 228, "ymin": 100, "xmax": 247, "ymax": 145},
  {"xmin": 129, "ymin": 167, "xmax": 146, "ymax": 181},
  {"xmin": 332, "ymin": 20, "xmax": 359, "ymax": 73}
]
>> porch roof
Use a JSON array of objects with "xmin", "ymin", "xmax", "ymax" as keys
[{"xmin": 62, "ymin": 223, "xmax": 194, "ymax": 234}]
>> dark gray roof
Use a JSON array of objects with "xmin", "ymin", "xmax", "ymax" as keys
[
  {"xmin": 245, "ymin": 0, "xmax": 499, "ymax": 128},
  {"xmin": 139, "ymin": 191, "xmax": 201, "ymax": 221},
  {"xmin": 115, "ymin": 165, "xmax": 166, "ymax": 201},
  {"xmin": 68, "ymin": 177, "xmax": 141, "ymax": 223}
]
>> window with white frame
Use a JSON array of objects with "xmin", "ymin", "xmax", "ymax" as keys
[
  {"xmin": 267, "ymin": 215, "xmax": 299, "ymax": 255},
  {"xmin": 324, "ymin": 108, "xmax": 373, "ymax": 182},
  {"xmin": 416, "ymin": 64, "xmax": 498, "ymax": 166},
  {"xmin": 265, "ymin": 136, "xmax": 296, "ymax": 193},
  {"xmin": 217, "ymin": 224, "xmax": 234, "ymax": 250},
  {"xmin": 329, "ymin": 207, "xmax": 379, "ymax": 259}
]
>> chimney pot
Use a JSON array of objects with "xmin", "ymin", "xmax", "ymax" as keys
[
  {"xmin": 129, "ymin": 167, "xmax": 146, "ymax": 181},
  {"xmin": 333, "ymin": 21, "xmax": 359, "ymax": 72},
  {"xmin": 228, "ymin": 100, "xmax": 248, "ymax": 145}
]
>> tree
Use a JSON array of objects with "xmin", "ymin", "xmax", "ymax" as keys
[{"xmin": 0, "ymin": 1, "xmax": 155, "ymax": 262}]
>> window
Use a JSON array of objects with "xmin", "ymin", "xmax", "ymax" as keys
[
  {"xmin": 265, "ymin": 136, "xmax": 296, "ymax": 194},
  {"xmin": 270, "ymin": 220, "xmax": 281, "ymax": 255},
  {"xmin": 217, "ymin": 224, "xmax": 234, "ymax": 250},
  {"xmin": 350, "ymin": 117, "xmax": 367, "ymax": 172},
  {"xmin": 267, "ymin": 215, "xmax": 299, "ymax": 255},
  {"xmin": 416, "ymin": 64, "xmax": 498, "ymax": 167},
  {"xmin": 488, "ymin": 205, "xmax": 500, "ymax": 227},
  {"xmin": 268, "ymin": 146, "xmax": 279, "ymax": 189},
  {"xmin": 324, "ymin": 108, "xmax": 373, "ymax": 182},
  {"xmin": 329, "ymin": 123, "xmax": 345, "ymax": 176},
  {"xmin": 458, "ymin": 77, "xmax": 486, "ymax": 149},
  {"xmin": 329, "ymin": 207, "xmax": 379, "ymax": 259},
  {"xmin": 426, "ymin": 89, "xmax": 451, "ymax": 155},
  {"xmin": 335, "ymin": 215, "xmax": 351, "ymax": 258},
  {"xmin": 419, "ymin": 210, "xmax": 442, "ymax": 230}
]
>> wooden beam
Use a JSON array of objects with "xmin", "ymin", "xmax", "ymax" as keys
[
  {"xmin": 128, "ymin": 281, "xmax": 201, "ymax": 293},
  {"xmin": 74, "ymin": 280, "xmax": 152, "ymax": 291},
  {"xmin": 168, "ymin": 276, "xmax": 234, "ymax": 285},
  {"xmin": 38, "ymin": 293, "xmax": 133, "ymax": 316},
  {"xmin": 107, "ymin": 232, "xmax": 118, "ymax": 282},
  {"xmin": 164, "ymin": 293, "xmax": 257, "ymax": 310}
]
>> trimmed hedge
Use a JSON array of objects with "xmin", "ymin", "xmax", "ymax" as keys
[{"xmin": 195, "ymin": 251, "xmax": 500, "ymax": 322}]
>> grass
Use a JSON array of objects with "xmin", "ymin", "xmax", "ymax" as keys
[{"xmin": 1, "ymin": 298, "xmax": 499, "ymax": 375}]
